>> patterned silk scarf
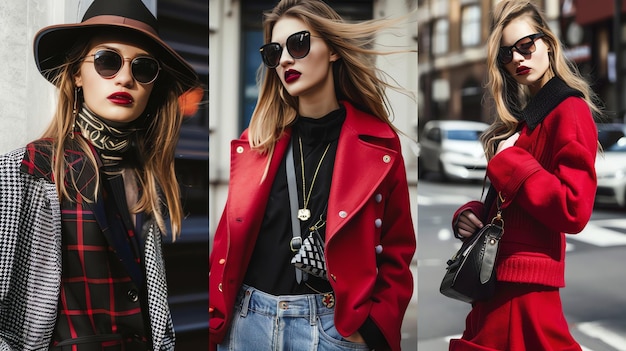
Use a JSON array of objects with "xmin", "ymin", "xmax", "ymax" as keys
[{"xmin": 76, "ymin": 106, "xmax": 143, "ymax": 175}]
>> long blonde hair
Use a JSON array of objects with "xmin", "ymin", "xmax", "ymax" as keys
[
  {"xmin": 41, "ymin": 35, "xmax": 193, "ymax": 239},
  {"xmin": 250, "ymin": 0, "xmax": 411, "ymax": 158},
  {"xmin": 482, "ymin": 0, "xmax": 601, "ymax": 160}
]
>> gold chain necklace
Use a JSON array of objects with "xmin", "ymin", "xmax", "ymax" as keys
[{"xmin": 297, "ymin": 136, "xmax": 331, "ymax": 221}]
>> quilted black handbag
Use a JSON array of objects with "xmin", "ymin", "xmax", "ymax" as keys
[
  {"xmin": 291, "ymin": 228, "xmax": 328, "ymax": 280},
  {"xmin": 440, "ymin": 190, "xmax": 504, "ymax": 303}
]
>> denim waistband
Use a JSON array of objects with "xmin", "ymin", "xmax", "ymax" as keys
[
  {"xmin": 51, "ymin": 334, "xmax": 149, "ymax": 351},
  {"xmin": 236, "ymin": 284, "xmax": 336, "ymax": 324}
]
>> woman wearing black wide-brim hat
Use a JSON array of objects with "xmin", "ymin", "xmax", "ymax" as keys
[{"xmin": 0, "ymin": 0, "xmax": 200, "ymax": 350}]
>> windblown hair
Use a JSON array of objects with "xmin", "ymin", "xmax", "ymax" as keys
[
  {"xmin": 250, "ymin": 0, "xmax": 412, "ymax": 159},
  {"xmin": 482, "ymin": 0, "xmax": 601, "ymax": 160},
  {"xmin": 41, "ymin": 34, "xmax": 194, "ymax": 239}
]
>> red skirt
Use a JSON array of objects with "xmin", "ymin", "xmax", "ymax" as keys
[{"xmin": 449, "ymin": 283, "xmax": 581, "ymax": 351}]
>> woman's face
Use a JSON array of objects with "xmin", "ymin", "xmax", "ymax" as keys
[
  {"xmin": 75, "ymin": 37, "xmax": 156, "ymax": 123},
  {"xmin": 500, "ymin": 18, "xmax": 551, "ymax": 95},
  {"xmin": 270, "ymin": 17, "xmax": 339, "ymax": 100}
]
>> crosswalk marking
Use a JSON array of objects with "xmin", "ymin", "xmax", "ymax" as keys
[
  {"xmin": 418, "ymin": 194, "xmax": 475, "ymax": 206},
  {"xmin": 578, "ymin": 322, "xmax": 626, "ymax": 351},
  {"xmin": 429, "ymin": 220, "xmax": 626, "ymax": 248},
  {"xmin": 589, "ymin": 218, "xmax": 626, "ymax": 229},
  {"xmin": 569, "ymin": 222, "xmax": 626, "ymax": 247}
]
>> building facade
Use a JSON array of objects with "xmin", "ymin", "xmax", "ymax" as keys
[
  {"xmin": 573, "ymin": 0, "xmax": 626, "ymax": 122},
  {"xmin": 418, "ymin": 0, "xmax": 568, "ymax": 130},
  {"xmin": 419, "ymin": 0, "xmax": 626, "ymax": 131}
]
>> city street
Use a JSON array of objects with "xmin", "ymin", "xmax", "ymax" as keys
[{"xmin": 417, "ymin": 178, "xmax": 626, "ymax": 351}]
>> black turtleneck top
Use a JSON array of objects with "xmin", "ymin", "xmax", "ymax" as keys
[{"xmin": 243, "ymin": 106, "xmax": 346, "ymax": 295}]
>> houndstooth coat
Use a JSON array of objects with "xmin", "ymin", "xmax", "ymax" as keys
[{"xmin": 0, "ymin": 147, "xmax": 175, "ymax": 351}]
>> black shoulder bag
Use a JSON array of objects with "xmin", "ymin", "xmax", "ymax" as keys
[{"xmin": 439, "ymin": 186, "xmax": 504, "ymax": 303}]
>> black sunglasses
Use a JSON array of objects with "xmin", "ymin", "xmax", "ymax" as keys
[
  {"xmin": 259, "ymin": 30, "xmax": 311, "ymax": 68},
  {"xmin": 83, "ymin": 49, "xmax": 161, "ymax": 84},
  {"xmin": 498, "ymin": 32, "xmax": 545, "ymax": 65}
]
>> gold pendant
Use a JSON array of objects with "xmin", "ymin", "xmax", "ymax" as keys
[{"xmin": 297, "ymin": 208, "xmax": 311, "ymax": 221}]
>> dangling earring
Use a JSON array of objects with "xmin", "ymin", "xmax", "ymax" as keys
[
  {"xmin": 70, "ymin": 87, "xmax": 81, "ymax": 139},
  {"xmin": 72, "ymin": 87, "xmax": 81, "ymax": 116}
]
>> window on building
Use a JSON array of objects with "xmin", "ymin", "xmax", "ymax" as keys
[
  {"xmin": 461, "ymin": 5, "xmax": 481, "ymax": 47},
  {"xmin": 432, "ymin": 18, "xmax": 449, "ymax": 55},
  {"xmin": 431, "ymin": 0, "xmax": 449, "ymax": 17}
]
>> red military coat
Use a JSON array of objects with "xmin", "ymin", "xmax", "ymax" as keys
[{"xmin": 209, "ymin": 101, "xmax": 415, "ymax": 351}]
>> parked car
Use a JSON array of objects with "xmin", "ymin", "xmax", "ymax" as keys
[
  {"xmin": 595, "ymin": 123, "xmax": 626, "ymax": 208},
  {"xmin": 418, "ymin": 120, "xmax": 489, "ymax": 181}
]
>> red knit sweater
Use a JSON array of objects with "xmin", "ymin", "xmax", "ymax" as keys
[{"xmin": 453, "ymin": 79, "xmax": 597, "ymax": 287}]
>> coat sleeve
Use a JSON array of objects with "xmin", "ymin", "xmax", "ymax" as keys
[
  {"xmin": 0, "ymin": 149, "xmax": 62, "ymax": 350},
  {"xmin": 487, "ymin": 98, "xmax": 597, "ymax": 234},
  {"xmin": 209, "ymin": 205, "xmax": 229, "ymax": 348},
  {"xmin": 144, "ymin": 224, "xmax": 176, "ymax": 351},
  {"xmin": 451, "ymin": 200, "xmax": 485, "ymax": 238}
]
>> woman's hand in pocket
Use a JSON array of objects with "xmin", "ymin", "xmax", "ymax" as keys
[{"xmin": 345, "ymin": 331, "xmax": 366, "ymax": 344}]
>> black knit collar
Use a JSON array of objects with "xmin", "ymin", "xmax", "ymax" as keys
[
  {"xmin": 293, "ymin": 105, "xmax": 346, "ymax": 145},
  {"xmin": 516, "ymin": 77, "xmax": 583, "ymax": 130}
]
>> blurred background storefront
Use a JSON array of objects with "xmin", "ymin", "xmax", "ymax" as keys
[{"xmin": 418, "ymin": 0, "xmax": 626, "ymax": 131}]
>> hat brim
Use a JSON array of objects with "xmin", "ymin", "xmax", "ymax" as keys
[{"xmin": 34, "ymin": 15, "xmax": 199, "ymax": 92}]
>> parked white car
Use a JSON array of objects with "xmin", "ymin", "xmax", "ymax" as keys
[
  {"xmin": 418, "ymin": 120, "xmax": 489, "ymax": 181},
  {"xmin": 595, "ymin": 124, "xmax": 626, "ymax": 208}
]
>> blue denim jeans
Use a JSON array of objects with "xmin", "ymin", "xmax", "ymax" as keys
[{"xmin": 217, "ymin": 284, "xmax": 370, "ymax": 351}]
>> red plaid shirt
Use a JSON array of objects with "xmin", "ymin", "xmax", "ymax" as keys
[{"xmin": 22, "ymin": 139, "xmax": 149, "ymax": 350}]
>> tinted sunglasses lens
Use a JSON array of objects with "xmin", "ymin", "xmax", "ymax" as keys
[
  {"xmin": 516, "ymin": 38, "xmax": 535, "ymax": 55},
  {"xmin": 132, "ymin": 57, "xmax": 160, "ymax": 83},
  {"xmin": 260, "ymin": 43, "xmax": 282, "ymax": 68},
  {"xmin": 286, "ymin": 32, "xmax": 310, "ymax": 59},
  {"xmin": 499, "ymin": 35, "xmax": 541, "ymax": 64},
  {"xmin": 93, "ymin": 50, "xmax": 122, "ymax": 77},
  {"xmin": 498, "ymin": 48, "xmax": 513, "ymax": 64}
]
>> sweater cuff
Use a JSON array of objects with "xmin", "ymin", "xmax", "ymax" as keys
[{"xmin": 359, "ymin": 317, "xmax": 389, "ymax": 350}]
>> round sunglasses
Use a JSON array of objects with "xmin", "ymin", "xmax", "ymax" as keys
[
  {"xmin": 259, "ymin": 30, "xmax": 312, "ymax": 69},
  {"xmin": 83, "ymin": 49, "xmax": 161, "ymax": 84},
  {"xmin": 498, "ymin": 32, "xmax": 545, "ymax": 65}
]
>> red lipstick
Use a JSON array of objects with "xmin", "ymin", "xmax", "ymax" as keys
[
  {"xmin": 107, "ymin": 92, "xmax": 134, "ymax": 105},
  {"xmin": 516, "ymin": 66, "xmax": 530, "ymax": 75},
  {"xmin": 285, "ymin": 69, "xmax": 301, "ymax": 83}
]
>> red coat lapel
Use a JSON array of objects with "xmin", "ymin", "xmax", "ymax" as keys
[
  {"xmin": 326, "ymin": 102, "xmax": 398, "ymax": 240},
  {"xmin": 225, "ymin": 131, "xmax": 291, "ymax": 265}
]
